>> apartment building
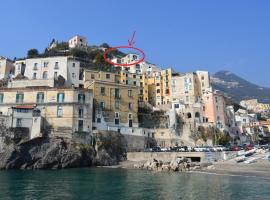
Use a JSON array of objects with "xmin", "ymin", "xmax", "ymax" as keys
[
  {"xmin": 0, "ymin": 56, "xmax": 14, "ymax": 79},
  {"xmin": 148, "ymin": 68, "xmax": 173, "ymax": 106},
  {"xmin": 14, "ymin": 56, "xmax": 80, "ymax": 87},
  {"xmin": 196, "ymin": 71, "xmax": 211, "ymax": 94},
  {"xmin": 202, "ymin": 90, "xmax": 226, "ymax": 128},
  {"xmin": 83, "ymin": 69, "xmax": 139, "ymax": 132},
  {"xmin": 172, "ymin": 72, "xmax": 202, "ymax": 105},
  {"xmin": 0, "ymin": 87, "xmax": 93, "ymax": 138}
]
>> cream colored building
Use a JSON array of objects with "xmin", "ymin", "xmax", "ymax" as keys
[
  {"xmin": 0, "ymin": 56, "xmax": 14, "ymax": 79},
  {"xmin": 172, "ymin": 72, "xmax": 201, "ymax": 105},
  {"xmin": 0, "ymin": 87, "xmax": 93, "ymax": 138},
  {"xmin": 196, "ymin": 71, "xmax": 211, "ymax": 94}
]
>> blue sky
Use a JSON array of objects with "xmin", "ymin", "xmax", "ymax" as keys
[{"xmin": 1, "ymin": 0, "xmax": 270, "ymax": 87}]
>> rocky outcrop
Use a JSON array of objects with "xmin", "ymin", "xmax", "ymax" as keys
[
  {"xmin": 134, "ymin": 157, "xmax": 212, "ymax": 172},
  {"xmin": 0, "ymin": 131, "xmax": 127, "ymax": 170}
]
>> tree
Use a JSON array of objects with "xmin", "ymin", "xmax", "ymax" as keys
[
  {"xmin": 100, "ymin": 43, "xmax": 110, "ymax": 48},
  {"xmin": 27, "ymin": 49, "xmax": 39, "ymax": 58}
]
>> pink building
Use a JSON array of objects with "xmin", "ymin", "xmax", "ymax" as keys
[{"xmin": 202, "ymin": 90, "xmax": 226, "ymax": 129}]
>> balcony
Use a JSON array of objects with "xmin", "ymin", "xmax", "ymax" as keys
[{"xmin": 33, "ymin": 66, "xmax": 38, "ymax": 70}]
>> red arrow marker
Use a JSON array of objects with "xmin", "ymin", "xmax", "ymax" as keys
[{"xmin": 128, "ymin": 31, "xmax": 136, "ymax": 47}]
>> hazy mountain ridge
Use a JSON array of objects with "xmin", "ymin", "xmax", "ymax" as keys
[{"xmin": 211, "ymin": 70, "xmax": 270, "ymax": 103}]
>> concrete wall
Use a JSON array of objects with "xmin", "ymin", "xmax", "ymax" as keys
[{"xmin": 127, "ymin": 151, "xmax": 237, "ymax": 162}]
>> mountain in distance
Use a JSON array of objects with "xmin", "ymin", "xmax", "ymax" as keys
[{"xmin": 211, "ymin": 70, "xmax": 270, "ymax": 103}]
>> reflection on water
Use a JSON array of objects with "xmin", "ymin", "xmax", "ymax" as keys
[{"xmin": 0, "ymin": 168, "xmax": 269, "ymax": 200}]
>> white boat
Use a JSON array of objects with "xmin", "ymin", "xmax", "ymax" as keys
[{"xmin": 235, "ymin": 156, "xmax": 246, "ymax": 163}]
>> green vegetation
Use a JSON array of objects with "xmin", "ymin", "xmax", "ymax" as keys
[{"xmin": 27, "ymin": 49, "xmax": 39, "ymax": 58}]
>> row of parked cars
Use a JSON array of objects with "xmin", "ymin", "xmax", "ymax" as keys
[{"xmin": 144, "ymin": 144, "xmax": 270, "ymax": 152}]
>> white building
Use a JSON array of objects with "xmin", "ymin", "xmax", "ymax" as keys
[
  {"xmin": 14, "ymin": 56, "xmax": 81, "ymax": 87},
  {"xmin": 0, "ymin": 56, "xmax": 14, "ymax": 79},
  {"xmin": 68, "ymin": 35, "xmax": 87, "ymax": 49},
  {"xmin": 14, "ymin": 59, "xmax": 26, "ymax": 76}
]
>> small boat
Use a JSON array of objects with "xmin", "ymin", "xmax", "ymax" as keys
[{"xmin": 235, "ymin": 156, "xmax": 246, "ymax": 163}]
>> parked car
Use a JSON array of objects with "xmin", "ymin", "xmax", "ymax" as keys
[
  {"xmin": 152, "ymin": 147, "xmax": 161, "ymax": 152},
  {"xmin": 144, "ymin": 148, "xmax": 152, "ymax": 152},
  {"xmin": 244, "ymin": 144, "xmax": 254, "ymax": 151},
  {"xmin": 230, "ymin": 146, "xmax": 240, "ymax": 151},
  {"xmin": 213, "ymin": 145, "xmax": 226, "ymax": 152}
]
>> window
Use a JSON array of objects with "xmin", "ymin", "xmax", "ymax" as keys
[
  {"xmin": 16, "ymin": 119, "xmax": 22, "ymax": 127},
  {"xmin": 128, "ymin": 103, "xmax": 133, "ymax": 110},
  {"xmin": 33, "ymin": 73, "xmax": 37, "ymax": 79},
  {"xmin": 73, "ymin": 63, "xmax": 76, "ymax": 68},
  {"xmin": 106, "ymin": 74, "xmax": 110, "ymax": 79},
  {"xmin": 43, "ymin": 62, "xmax": 48, "ymax": 67},
  {"xmin": 133, "ymin": 81, "xmax": 136, "ymax": 86},
  {"xmin": 72, "ymin": 73, "xmax": 75, "ymax": 78},
  {"xmin": 157, "ymin": 89, "xmax": 160, "ymax": 93},
  {"xmin": 115, "ymin": 112, "xmax": 119, "ymax": 125},
  {"xmin": 100, "ymin": 101, "xmax": 105, "ymax": 109},
  {"xmin": 54, "ymin": 72, "xmax": 58, "ymax": 79},
  {"xmin": 186, "ymin": 96, "xmax": 189, "ymax": 102},
  {"xmin": 115, "ymin": 88, "xmax": 120, "ymax": 98},
  {"xmin": 201, "ymin": 76, "xmax": 204, "ymax": 80},
  {"xmin": 126, "ymin": 80, "xmax": 128, "ymax": 85},
  {"xmin": 57, "ymin": 106, "xmax": 63, "ymax": 117},
  {"xmin": 79, "ymin": 108, "xmax": 84, "ymax": 118},
  {"xmin": 128, "ymin": 90, "xmax": 132, "ymax": 97},
  {"xmin": 133, "ymin": 75, "xmax": 136, "ymax": 78},
  {"xmin": 174, "ymin": 104, "xmax": 179, "ymax": 108},
  {"xmin": 16, "ymin": 93, "xmax": 24, "ymax": 103},
  {"xmin": 36, "ymin": 92, "xmax": 44, "ymax": 103},
  {"xmin": 128, "ymin": 113, "xmax": 132, "ymax": 119},
  {"xmin": 97, "ymin": 118, "xmax": 101, "ymax": 123},
  {"xmin": 91, "ymin": 74, "xmax": 95, "ymax": 79},
  {"xmin": 165, "ymin": 89, "xmax": 169, "ymax": 94},
  {"xmin": 33, "ymin": 63, "xmax": 38, "ymax": 70},
  {"xmin": 78, "ymin": 120, "xmax": 83, "ymax": 131},
  {"xmin": 215, "ymin": 97, "xmax": 218, "ymax": 103},
  {"xmin": 115, "ymin": 100, "xmax": 120, "ymax": 109},
  {"xmin": 42, "ymin": 71, "xmax": 48, "ymax": 79},
  {"xmin": 57, "ymin": 93, "xmax": 65, "ymax": 103},
  {"xmin": 100, "ymin": 87, "xmax": 105, "ymax": 95},
  {"xmin": 0, "ymin": 93, "xmax": 4, "ymax": 104},
  {"xmin": 55, "ymin": 62, "xmax": 59, "ymax": 69},
  {"xmin": 78, "ymin": 94, "xmax": 85, "ymax": 103},
  {"xmin": 156, "ymin": 83, "xmax": 160, "ymax": 86}
]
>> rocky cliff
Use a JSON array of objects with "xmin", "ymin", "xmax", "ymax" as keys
[{"xmin": 0, "ymin": 131, "xmax": 127, "ymax": 170}]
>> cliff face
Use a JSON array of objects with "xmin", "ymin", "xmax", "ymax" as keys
[{"xmin": 0, "ymin": 131, "xmax": 127, "ymax": 170}]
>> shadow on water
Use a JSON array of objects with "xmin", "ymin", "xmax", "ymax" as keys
[{"xmin": 0, "ymin": 168, "xmax": 269, "ymax": 200}]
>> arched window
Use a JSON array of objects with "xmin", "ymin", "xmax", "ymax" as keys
[
  {"xmin": 187, "ymin": 112, "xmax": 192, "ymax": 118},
  {"xmin": 195, "ymin": 112, "xmax": 200, "ymax": 118},
  {"xmin": 43, "ymin": 71, "xmax": 48, "ymax": 79}
]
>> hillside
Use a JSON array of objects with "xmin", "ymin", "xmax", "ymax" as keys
[{"xmin": 211, "ymin": 70, "xmax": 270, "ymax": 103}]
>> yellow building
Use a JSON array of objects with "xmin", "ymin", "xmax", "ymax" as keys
[
  {"xmin": 148, "ymin": 68, "xmax": 172, "ymax": 106},
  {"xmin": 0, "ymin": 87, "xmax": 93, "ymax": 138},
  {"xmin": 83, "ymin": 69, "xmax": 139, "ymax": 132}
]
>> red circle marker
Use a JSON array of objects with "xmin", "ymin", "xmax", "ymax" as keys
[{"xmin": 103, "ymin": 46, "xmax": 145, "ymax": 67}]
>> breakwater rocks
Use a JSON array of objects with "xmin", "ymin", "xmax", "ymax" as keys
[
  {"xmin": 134, "ymin": 157, "xmax": 213, "ymax": 172},
  {"xmin": 0, "ymin": 131, "xmax": 127, "ymax": 170}
]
